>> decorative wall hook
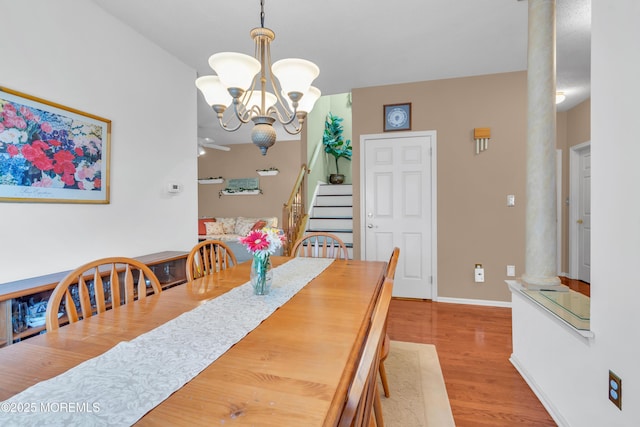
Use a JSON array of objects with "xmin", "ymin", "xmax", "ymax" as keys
[{"xmin": 473, "ymin": 128, "xmax": 491, "ymax": 154}]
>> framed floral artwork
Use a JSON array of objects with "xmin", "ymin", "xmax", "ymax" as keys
[{"xmin": 0, "ymin": 86, "xmax": 110, "ymax": 203}]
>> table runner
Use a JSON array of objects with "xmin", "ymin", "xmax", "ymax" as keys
[{"xmin": 0, "ymin": 257, "xmax": 334, "ymax": 426}]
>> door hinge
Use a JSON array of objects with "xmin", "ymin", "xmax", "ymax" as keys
[{"xmin": 429, "ymin": 276, "xmax": 433, "ymax": 284}]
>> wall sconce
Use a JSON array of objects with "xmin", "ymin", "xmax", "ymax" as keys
[{"xmin": 473, "ymin": 128, "xmax": 491, "ymax": 154}]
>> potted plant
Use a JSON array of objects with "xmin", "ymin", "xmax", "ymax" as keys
[{"xmin": 323, "ymin": 113, "xmax": 352, "ymax": 184}]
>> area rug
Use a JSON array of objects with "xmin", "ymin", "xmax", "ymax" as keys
[{"xmin": 378, "ymin": 341, "xmax": 456, "ymax": 427}]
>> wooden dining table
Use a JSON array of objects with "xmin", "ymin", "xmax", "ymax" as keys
[{"xmin": 0, "ymin": 256, "xmax": 386, "ymax": 426}]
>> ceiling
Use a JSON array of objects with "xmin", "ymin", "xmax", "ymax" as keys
[{"xmin": 92, "ymin": 0, "xmax": 591, "ymax": 146}]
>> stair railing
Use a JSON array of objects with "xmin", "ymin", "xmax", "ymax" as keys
[{"xmin": 282, "ymin": 164, "xmax": 309, "ymax": 256}]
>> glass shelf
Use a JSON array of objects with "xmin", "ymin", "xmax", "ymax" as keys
[{"xmin": 521, "ymin": 288, "xmax": 591, "ymax": 331}]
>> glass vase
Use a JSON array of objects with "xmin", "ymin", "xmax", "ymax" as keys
[{"xmin": 250, "ymin": 254, "xmax": 272, "ymax": 295}]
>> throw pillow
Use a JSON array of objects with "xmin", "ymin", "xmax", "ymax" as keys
[
  {"xmin": 198, "ymin": 218, "xmax": 215, "ymax": 235},
  {"xmin": 251, "ymin": 220, "xmax": 267, "ymax": 231},
  {"xmin": 215, "ymin": 217, "xmax": 237, "ymax": 234},
  {"xmin": 264, "ymin": 217, "xmax": 278, "ymax": 228},
  {"xmin": 234, "ymin": 217, "xmax": 259, "ymax": 236},
  {"xmin": 205, "ymin": 221, "xmax": 225, "ymax": 235}
]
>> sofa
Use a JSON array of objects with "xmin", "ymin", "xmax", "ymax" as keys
[{"xmin": 197, "ymin": 216, "xmax": 280, "ymax": 263}]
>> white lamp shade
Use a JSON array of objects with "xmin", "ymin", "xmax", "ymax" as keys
[
  {"xmin": 272, "ymin": 58, "xmax": 319, "ymax": 97},
  {"xmin": 208, "ymin": 52, "xmax": 261, "ymax": 90},
  {"xmin": 195, "ymin": 75, "xmax": 232, "ymax": 107},
  {"xmin": 556, "ymin": 92, "xmax": 566, "ymax": 104},
  {"xmin": 297, "ymin": 86, "xmax": 321, "ymax": 113},
  {"xmin": 244, "ymin": 90, "xmax": 277, "ymax": 113}
]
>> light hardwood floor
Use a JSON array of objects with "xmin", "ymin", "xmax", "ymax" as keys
[{"xmin": 387, "ymin": 299, "xmax": 557, "ymax": 427}]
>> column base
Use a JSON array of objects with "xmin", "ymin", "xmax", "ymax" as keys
[{"xmin": 519, "ymin": 274, "xmax": 569, "ymax": 292}]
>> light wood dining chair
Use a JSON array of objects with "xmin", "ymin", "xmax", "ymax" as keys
[
  {"xmin": 338, "ymin": 277, "xmax": 393, "ymax": 427},
  {"xmin": 379, "ymin": 247, "xmax": 400, "ymax": 398},
  {"xmin": 290, "ymin": 232, "xmax": 349, "ymax": 260},
  {"xmin": 186, "ymin": 240, "xmax": 238, "ymax": 281},
  {"xmin": 45, "ymin": 257, "xmax": 162, "ymax": 331}
]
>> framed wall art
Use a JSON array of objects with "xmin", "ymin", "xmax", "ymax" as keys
[
  {"xmin": 0, "ymin": 86, "xmax": 111, "ymax": 203},
  {"xmin": 384, "ymin": 102, "xmax": 412, "ymax": 132}
]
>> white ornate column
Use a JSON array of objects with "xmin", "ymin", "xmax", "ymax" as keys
[{"xmin": 521, "ymin": 0, "xmax": 562, "ymax": 288}]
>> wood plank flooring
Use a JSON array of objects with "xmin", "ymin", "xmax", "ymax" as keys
[
  {"xmin": 387, "ymin": 299, "xmax": 557, "ymax": 426},
  {"xmin": 560, "ymin": 276, "xmax": 590, "ymax": 297}
]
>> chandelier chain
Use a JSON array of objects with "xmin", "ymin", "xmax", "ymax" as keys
[{"xmin": 260, "ymin": 0, "xmax": 265, "ymax": 28}]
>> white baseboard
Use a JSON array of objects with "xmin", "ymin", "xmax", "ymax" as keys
[
  {"xmin": 510, "ymin": 354, "xmax": 570, "ymax": 427},
  {"xmin": 435, "ymin": 296, "xmax": 511, "ymax": 308}
]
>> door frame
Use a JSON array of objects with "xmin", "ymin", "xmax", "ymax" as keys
[
  {"xmin": 359, "ymin": 131, "xmax": 438, "ymax": 299},
  {"xmin": 557, "ymin": 149, "xmax": 562, "ymax": 275},
  {"xmin": 569, "ymin": 140, "xmax": 591, "ymax": 279}
]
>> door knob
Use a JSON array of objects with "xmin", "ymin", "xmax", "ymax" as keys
[
  {"xmin": 577, "ymin": 219, "xmax": 583, "ymax": 224},
  {"xmin": 367, "ymin": 224, "xmax": 373, "ymax": 228}
]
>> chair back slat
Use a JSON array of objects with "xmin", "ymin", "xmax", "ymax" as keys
[
  {"xmin": 94, "ymin": 270, "xmax": 106, "ymax": 313},
  {"xmin": 110, "ymin": 267, "xmax": 121, "ymax": 308},
  {"xmin": 136, "ymin": 268, "xmax": 147, "ymax": 301},
  {"xmin": 78, "ymin": 276, "xmax": 93, "ymax": 320},
  {"xmin": 124, "ymin": 264, "xmax": 135, "ymax": 305},
  {"xmin": 63, "ymin": 291, "xmax": 79, "ymax": 324},
  {"xmin": 45, "ymin": 257, "xmax": 162, "ymax": 331}
]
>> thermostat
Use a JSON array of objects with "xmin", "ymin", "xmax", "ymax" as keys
[{"xmin": 167, "ymin": 183, "xmax": 182, "ymax": 193}]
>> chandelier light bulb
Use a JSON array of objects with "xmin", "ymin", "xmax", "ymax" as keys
[
  {"xmin": 271, "ymin": 58, "xmax": 320, "ymax": 100},
  {"xmin": 195, "ymin": 75, "xmax": 232, "ymax": 109},
  {"xmin": 244, "ymin": 91, "xmax": 278, "ymax": 113},
  {"xmin": 208, "ymin": 52, "xmax": 261, "ymax": 93},
  {"xmin": 295, "ymin": 86, "xmax": 321, "ymax": 113}
]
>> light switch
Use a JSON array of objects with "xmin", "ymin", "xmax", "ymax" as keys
[{"xmin": 507, "ymin": 194, "xmax": 515, "ymax": 207}]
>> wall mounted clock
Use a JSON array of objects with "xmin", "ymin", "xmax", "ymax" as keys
[{"xmin": 384, "ymin": 103, "xmax": 411, "ymax": 132}]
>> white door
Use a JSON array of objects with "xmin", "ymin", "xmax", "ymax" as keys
[
  {"xmin": 361, "ymin": 131, "xmax": 436, "ymax": 299},
  {"xmin": 577, "ymin": 146, "xmax": 591, "ymax": 282},
  {"xmin": 570, "ymin": 142, "xmax": 591, "ymax": 282}
]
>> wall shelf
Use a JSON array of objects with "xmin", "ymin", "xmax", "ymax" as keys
[
  {"xmin": 198, "ymin": 178, "xmax": 224, "ymax": 184},
  {"xmin": 257, "ymin": 170, "xmax": 278, "ymax": 176},
  {"xmin": 219, "ymin": 189, "xmax": 261, "ymax": 196}
]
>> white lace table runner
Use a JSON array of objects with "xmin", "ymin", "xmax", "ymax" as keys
[{"xmin": 0, "ymin": 257, "xmax": 334, "ymax": 426}]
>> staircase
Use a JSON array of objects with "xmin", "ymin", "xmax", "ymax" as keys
[{"xmin": 306, "ymin": 184, "xmax": 354, "ymax": 259}]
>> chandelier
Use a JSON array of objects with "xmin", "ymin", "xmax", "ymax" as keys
[{"xmin": 195, "ymin": 0, "xmax": 321, "ymax": 155}]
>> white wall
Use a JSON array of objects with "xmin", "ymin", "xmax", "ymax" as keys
[
  {"xmin": 0, "ymin": 0, "xmax": 198, "ymax": 283},
  {"xmin": 511, "ymin": 2, "xmax": 640, "ymax": 426}
]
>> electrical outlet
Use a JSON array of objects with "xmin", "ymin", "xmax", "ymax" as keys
[{"xmin": 609, "ymin": 370, "xmax": 622, "ymax": 410}]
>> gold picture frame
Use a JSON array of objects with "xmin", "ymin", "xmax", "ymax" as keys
[{"xmin": 0, "ymin": 86, "xmax": 111, "ymax": 203}]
